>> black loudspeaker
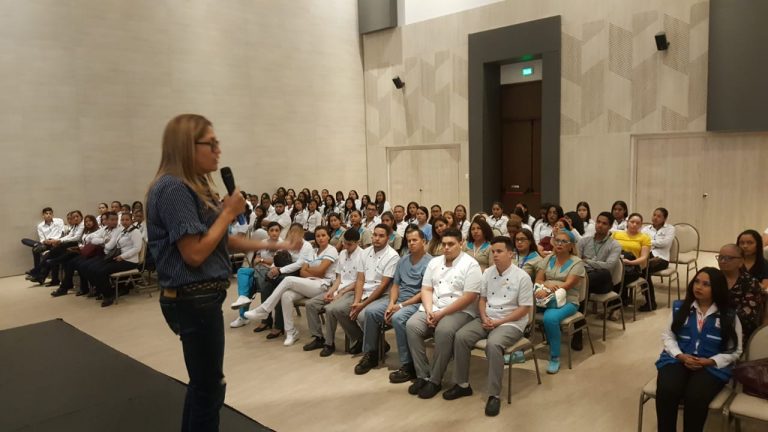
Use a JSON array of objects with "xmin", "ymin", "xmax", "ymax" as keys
[
  {"xmin": 392, "ymin": 76, "xmax": 405, "ymax": 89},
  {"xmin": 655, "ymin": 32, "xmax": 669, "ymax": 51}
]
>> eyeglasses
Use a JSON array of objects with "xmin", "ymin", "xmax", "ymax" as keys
[
  {"xmin": 552, "ymin": 239, "xmax": 571, "ymax": 246},
  {"xmin": 195, "ymin": 138, "xmax": 220, "ymax": 151},
  {"xmin": 715, "ymin": 255, "xmax": 741, "ymax": 262}
]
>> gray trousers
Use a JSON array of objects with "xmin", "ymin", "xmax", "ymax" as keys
[
  {"xmin": 454, "ymin": 318, "xmax": 523, "ymax": 397},
  {"xmin": 305, "ymin": 293, "xmax": 328, "ymax": 340},
  {"xmin": 406, "ymin": 310, "xmax": 473, "ymax": 384},
  {"xmin": 362, "ymin": 297, "xmax": 390, "ymax": 353},
  {"xmin": 323, "ymin": 291, "xmax": 360, "ymax": 345}
]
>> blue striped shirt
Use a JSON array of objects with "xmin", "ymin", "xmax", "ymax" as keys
[{"xmin": 147, "ymin": 175, "xmax": 230, "ymax": 288}]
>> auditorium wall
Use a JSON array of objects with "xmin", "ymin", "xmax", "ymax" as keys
[
  {"xmin": 0, "ymin": 0, "xmax": 367, "ymax": 277},
  {"xmin": 362, "ymin": 0, "xmax": 710, "ymax": 214}
]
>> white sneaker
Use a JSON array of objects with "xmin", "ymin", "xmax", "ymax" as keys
[
  {"xmin": 243, "ymin": 307, "xmax": 269, "ymax": 321},
  {"xmin": 230, "ymin": 316, "xmax": 249, "ymax": 328},
  {"xmin": 230, "ymin": 295, "xmax": 252, "ymax": 310},
  {"xmin": 283, "ymin": 329, "xmax": 300, "ymax": 346}
]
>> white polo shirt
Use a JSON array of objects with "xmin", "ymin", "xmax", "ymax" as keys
[
  {"xmin": 37, "ymin": 218, "xmax": 64, "ymax": 241},
  {"xmin": 488, "ymin": 215, "xmax": 509, "ymax": 236},
  {"xmin": 336, "ymin": 246, "xmax": 364, "ymax": 291},
  {"xmin": 420, "ymin": 252, "xmax": 483, "ymax": 316},
  {"xmin": 360, "ymin": 245, "xmax": 399, "ymax": 297},
  {"xmin": 266, "ymin": 211, "xmax": 291, "ymax": 239},
  {"xmin": 642, "ymin": 223, "xmax": 676, "ymax": 262},
  {"xmin": 308, "ymin": 245, "xmax": 339, "ymax": 284},
  {"xmin": 482, "ymin": 264, "xmax": 533, "ymax": 331},
  {"xmin": 363, "ymin": 216, "xmax": 382, "ymax": 232},
  {"xmin": 305, "ymin": 210, "xmax": 322, "ymax": 232}
]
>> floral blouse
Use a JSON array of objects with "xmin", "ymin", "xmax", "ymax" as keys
[{"xmin": 729, "ymin": 270, "xmax": 765, "ymax": 341}]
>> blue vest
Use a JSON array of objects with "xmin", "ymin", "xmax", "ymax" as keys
[{"xmin": 655, "ymin": 300, "xmax": 733, "ymax": 382}]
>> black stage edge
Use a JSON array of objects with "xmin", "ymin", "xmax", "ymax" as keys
[{"xmin": 0, "ymin": 319, "xmax": 271, "ymax": 432}]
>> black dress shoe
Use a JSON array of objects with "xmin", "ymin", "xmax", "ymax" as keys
[
  {"xmin": 319, "ymin": 344, "xmax": 335, "ymax": 357},
  {"xmin": 45, "ymin": 281, "xmax": 60, "ymax": 287},
  {"xmin": 348, "ymin": 339, "xmax": 363, "ymax": 355},
  {"xmin": 442, "ymin": 384, "xmax": 473, "ymax": 400},
  {"xmin": 302, "ymin": 337, "xmax": 325, "ymax": 351},
  {"xmin": 51, "ymin": 289, "xmax": 68, "ymax": 297},
  {"xmin": 570, "ymin": 332, "xmax": 583, "ymax": 351},
  {"xmin": 101, "ymin": 298, "xmax": 115, "ymax": 307},
  {"xmin": 265, "ymin": 330, "xmax": 284, "ymax": 340},
  {"xmin": 408, "ymin": 378, "xmax": 428, "ymax": 395},
  {"xmin": 354, "ymin": 352, "xmax": 378, "ymax": 375},
  {"xmin": 75, "ymin": 290, "xmax": 88, "ymax": 297},
  {"xmin": 252, "ymin": 322, "xmax": 272, "ymax": 333},
  {"xmin": 389, "ymin": 363, "xmax": 416, "ymax": 384},
  {"xmin": 485, "ymin": 396, "xmax": 501, "ymax": 416},
  {"xmin": 417, "ymin": 381, "xmax": 442, "ymax": 399}
]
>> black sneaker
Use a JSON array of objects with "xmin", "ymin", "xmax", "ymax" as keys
[
  {"xmin": 354, "ymin": 352, "xmax": 378, "ymax": 375},
  {"xmin": 442, "ymin": 384, "xmax": 473, "ymax": 400},
  {"xmin": 348, "ymin": 339, "xmax": 363, "ymax": 355},
  {"xmin": 51, "ymin": 288, "xmax": 68, "ymax": 297},
  {"xmin": 101, "ymin": 297, "xmax": 115, "ymax": 308},
  {"xmin": 408, "ymin": 378, "xmax": 428, "ymax": 395},
  {"xmin": 302, "ymin": 337, "xmax": 325, "ymax": 351},
  {"xmin": 570, "ymin": 332, "xmax": 583, "ymax": 351},
  {"xmin": 485, "ymin": 396, "xmax": 501, "ymax": 416},
  {"xmin": 417, "ymin": 381, "xmax": 442, "ymax": 399},
  {"xmin": 389, "ymin": 363, "xmax": 416, "ymax": 384},
  {"xmin": 320, "ymin": 344, "xmax": 335, "ymax": 357}
]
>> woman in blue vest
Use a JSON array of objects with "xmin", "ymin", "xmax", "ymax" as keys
[{"xmin": 655, "ymin": 267, "xmax": 742, "ymax": 432}]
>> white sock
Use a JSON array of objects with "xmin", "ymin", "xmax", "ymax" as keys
[{"xmin": 458, "ymin": 383, "xmax": 469, "ymax": 388}]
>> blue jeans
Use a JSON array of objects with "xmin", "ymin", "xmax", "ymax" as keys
[
  {"xmin": 161, "ymin": 290, "xmax": 226, "ymax": 432},
  {"xmin": 541, "ymin": 302, "xmax": 578, "ymax": 359},
  {"xmin": 390, "ymin": 304, "xmax": 420, "ymax": 365}
]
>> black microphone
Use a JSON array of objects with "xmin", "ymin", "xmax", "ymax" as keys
[{"xmin": 220, "ymin": 167, "xmax": 247, "ymax": 225}]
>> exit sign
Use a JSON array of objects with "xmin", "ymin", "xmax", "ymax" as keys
[{"xmin": 521, "ymin": 67, "xmax": 534, "ymax": 76}]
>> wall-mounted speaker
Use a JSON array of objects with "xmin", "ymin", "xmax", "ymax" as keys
[
  {"xmin": 392, "ymin": 76, "xmax": 405, "ymax": 89},
  {"xmin": 655, "ymin": 32, "xmax": 670, "ymax": 51}
]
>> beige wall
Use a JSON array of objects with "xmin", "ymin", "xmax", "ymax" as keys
[
  {"xmin": 362, "ymin": 0, "xmax": 710, "ymax": 214},
  {"xmin": 0, "ymin": 0, "xmax": 367, "ymax": 277}
]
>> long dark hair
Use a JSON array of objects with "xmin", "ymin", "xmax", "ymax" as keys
[
  {"xmin": 671, "ymin": 267, "xmax": 737, "ymax": 352},
  {"xmin": 565, "ymin": 211, "xmax": 585, "ymax": 235},
  {"xmin": 576, "ymin": 201, "xmax": 591, "ymax": 222},
  {"xmin": 737, "ymin": 229, "xmax": 767, "ymax": 280},
  {"xmin": 374, "ymin": 190, "xmax": 387, "ymax": 215}
]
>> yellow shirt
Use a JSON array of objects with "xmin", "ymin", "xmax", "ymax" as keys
[{"xmin": 612, "ymin": 231, "xmax": 651, "ymax": 258}]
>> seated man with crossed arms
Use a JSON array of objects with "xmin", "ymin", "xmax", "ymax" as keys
[
  {"xmin": 405, "ymin": 227, "xmax": 482, "ymax": 399},
  {"xmin": 445, "ymin": 236, "xmax": 533, "ymax": 416}
]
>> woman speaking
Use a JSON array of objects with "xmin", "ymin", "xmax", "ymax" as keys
[{"xmin": 146, "ymin": 114, "xmax": 288, "ymax": 431}]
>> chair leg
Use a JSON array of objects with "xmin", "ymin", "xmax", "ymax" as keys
[
  {"xmin": 602, "ymin": 303, "xmax": 608, "ymax": 341},
  {"xmin": 566, "ymin": 330, "xmax": 573, "ymax": 369},
  {"xmin": 638, "ymin": 393, "xmax": 646, "ymax": 432},
  {"xmin": 676, "ymin": 276, "xmax": 681, "ymax": 302},
  {"xmin": 585, "ymin": 327, "xmax": 595, "ymax": 354},
  {"xmin": 507, "ymin": 359, "xmax": 512, "ymax": 404},
  {"xmin": 531, "ymin": 348, "xmax": 542, "ymax": 384},
  {"xmin": 620, "ymin": 305, "xmax": 626, "ymax": 330},
  {"xmin": 632, "ymin": 287, "xmax": 637, "ymax": 322}
]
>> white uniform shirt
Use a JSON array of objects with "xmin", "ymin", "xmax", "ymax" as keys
[
  {"xmin": 266, "ymin": 211, "xmax": 291, "ymax": 239},
  {"xmin": 420, "ymin": 252, "xmax": 483, "ymax": 316},
  {"xmin": 279, "ymin": 240, "xmax": 315, "ymax": 275},
  {"xmin": 90, "ymin": 226, "xmax": 115, "ymax": 246},
  {"xmin": 642, "ymin": 223, "xmax": 676, "ymax": 262},
  {"xmin": 456, "ymin": 220, "xmax": 470, "ymax": 240},
  {"xmin": 105, "ymin": 227, "xmax": 144, "ymax": 263},
  {"xmin": 583, "ymin": 219, "xmax": 596, "ymax": 237},
  {"xmin": 481, "ymin": 264, "xmax": 533, "ymax": 331},
  {"xmin": 488, "ymin": 215, "xmax": 509, "ymax": 236},
  {"xmin": 307, "ymin": 245, "xmax": 339, "ymax": 284},
  {"xmin": 360, "ymin": 245, "xmax": 399, "ymax": 297},
  {"xmin": 292, "ymin": 209, "xmax": 308, "ymax": 229},
  {"xmin": 611, "ymin": 219, "xmax": 627, "ymax": 233},
  {"xmin": 37, "ymin": 218, "xmax": 64, "ymax": 241},
  {"xmin": 305, "ymin": 210, "xmax": 322, "ymax": 232},
  {"xmin": 58, "ymin": 221, "xmax": 84, "ymax": 243},
  {"xmin": 363, "ymin": 216, "xmax": 382, "ymax": 232},
  {"xmin": 395, "ymin": 220, "xmax": 409, "ymax": 237},
  {"xmin": 336, "ymin": 246, "xmax": 364, "ymax": 291},
  {"xmin": 533, "ymin": 222, "xmax": 553, "ymax": 244}
]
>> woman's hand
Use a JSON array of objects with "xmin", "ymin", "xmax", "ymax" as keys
[
  {"xmin": 221, "ymin": 188, "xmax": 246, "ymax": 219},
  {"xmin": 534, "ymin": 289, "xmax": 550, "ymax": 299}
]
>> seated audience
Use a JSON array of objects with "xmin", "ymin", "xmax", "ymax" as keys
[
  {"xmin": 303, "ymin": 229, "xmax": 364, "ymax": 357},
  {"xmin": 342, "ymin": 198, "xmax": 356, "ymax": 226},
  {"xmin": 534, "ymin": 204, "xmax": 563, "ymax": 255},
  {"xmin": 610, "ymin": 200, "xmax": 628, "ymax": 232},
  {"xmin": 655, "ymin": 268, "xmax": 741, "ymax": 432},
  {"xmin": 415, "ymin": 206, "xmax": 433, "ymax": 242},
  {"xmin": 360, "ymin": 194, "xmax": 372, "ymax": 211},
  {"xmin": 737, "ymin": 229, "xmax": 768, "ymax": 289},
  {"xmin": 488, "ymin": 202, "xmax": 509, "ymax": 236},
  {"xmin": 80, "ymin": 212, "xmax": 143, "ymax": 307},
  {"xmin": 393, "ymin": 205, "xmax": 409, "ymax": 237},
  {"xmin": 641, "ymin": 208, "xmax": 676, "ymax": 280},
  {"xmin": 334, "ymin": 191, "xmax": 345, "ymax": 213},
  {"xmin": 515, "ymin": 202, "xmax": 537, "ymax": 228},
  {"xmin": 465, "ymin": 218, "xmax": 494, "ymax": 271},
  {"xmin": 563, "ymin": 212, "xmax": 585, "ymax": 242},
  {"xmin": 21, "ymin": 207, "xmax": 64, "ymax": 277},
  {"xmin": 304, "ymin": 199, "xmax": 322, "ymax": 238},
  {"xmin": 244, "ymin": 226, "xmax": 338, "ymax": 346},
  {"xmin": 374, "ymin": 190, "xmax": 391, "ymax": 214},
  {"xmin": 56, "ymin": 212, "xmax": 119, "ymax": 296},
  {"xmin": 380, "ymin": 211, "xmax": 403, "ymax": 252},
  {"xmin": 513, "ymin": 228, "xmax": 542, "ymax": 280},
  {"xmin": 291, "ymin": 199, "xmax": 308, "ymax": 228},
  {"xmin": 229, "ymin": 222, "xmax": 281, "ymax": 328},
  {"xmin": 614, "ymin": 213, "xmax": 655, "ymax": 310},
  {"xmin": 453, "ymin": 204, "xmax": 470, "ymax": 240},
  {"xmin": 348, "ymin": 209, "xmax": 373, "ymax": 248},
  {"xmin": 322, "ymin": 195, "xmax": 336, "ymax": 224},
  {"xmin": 447, "ymin": 236, "xmax": 533, "ymax": 417},
  {"xmin": 337, "ymin": 224, "xmax": 399, "ymax": 364},
  {"xmin": 327, "ymin": 213, "xmax": 346, "ymax": 250},
  {"xmin": 576, "ymin": 201, "xmax": 595, "ymax": 237},
  {"xmin": 534, "ymin": 229, "xmax": 586, "ymax": 374},
  {"xmin": 429, "ymin": 205, "xmax": 443, "ymax": 224},
  {"xmin": 443, "ymin": 211, "xmax": 456, "ymax": 229},
  {"xmin": 406, "ymin": 201, "xmax": 419, "ymax": 224},
  {"xmin": 261, "ymin": 199, "xmax": 291, "ymax": 239},
  {"xmin": 427, "ymin": 216, "xmax": 448, "ymax": 257},
  {"xmin": 362, "ymin": 202, "xmax": 381, "ymax": 232},
  {"xmin": 32, "ymin": 210, "xmax": 85, "ymax": 286},
  {"xmin": 348, "ymin": 190, "xmax": 361, "ymax": 210},
  {"xmin": 49, "ymin": 215, "xmax": 100, "ymax": 297},
  {"xmin": 577, "ymin": 212, "xmax": 622, "ymax": 296},
  {"xmin": 406, "ymin": 228, "xmax": 482, "ymax": 399},
  {"xmin": 716, "ymin": 243, "xmax": 765, "ymax": 340}
]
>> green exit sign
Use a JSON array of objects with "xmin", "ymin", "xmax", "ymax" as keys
[{"xmin": 521, "ymin": 67, "xmax": 534, "ymax": 76}]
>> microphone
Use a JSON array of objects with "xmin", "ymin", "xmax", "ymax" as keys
[{"xmin": 220, "ymin": 167, "xmax": 247, "ymax": 225}]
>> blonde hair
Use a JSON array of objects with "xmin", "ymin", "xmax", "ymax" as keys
[{"xmin": 149, "ymin": 114, "xmax": 218, "ymax": 209}]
